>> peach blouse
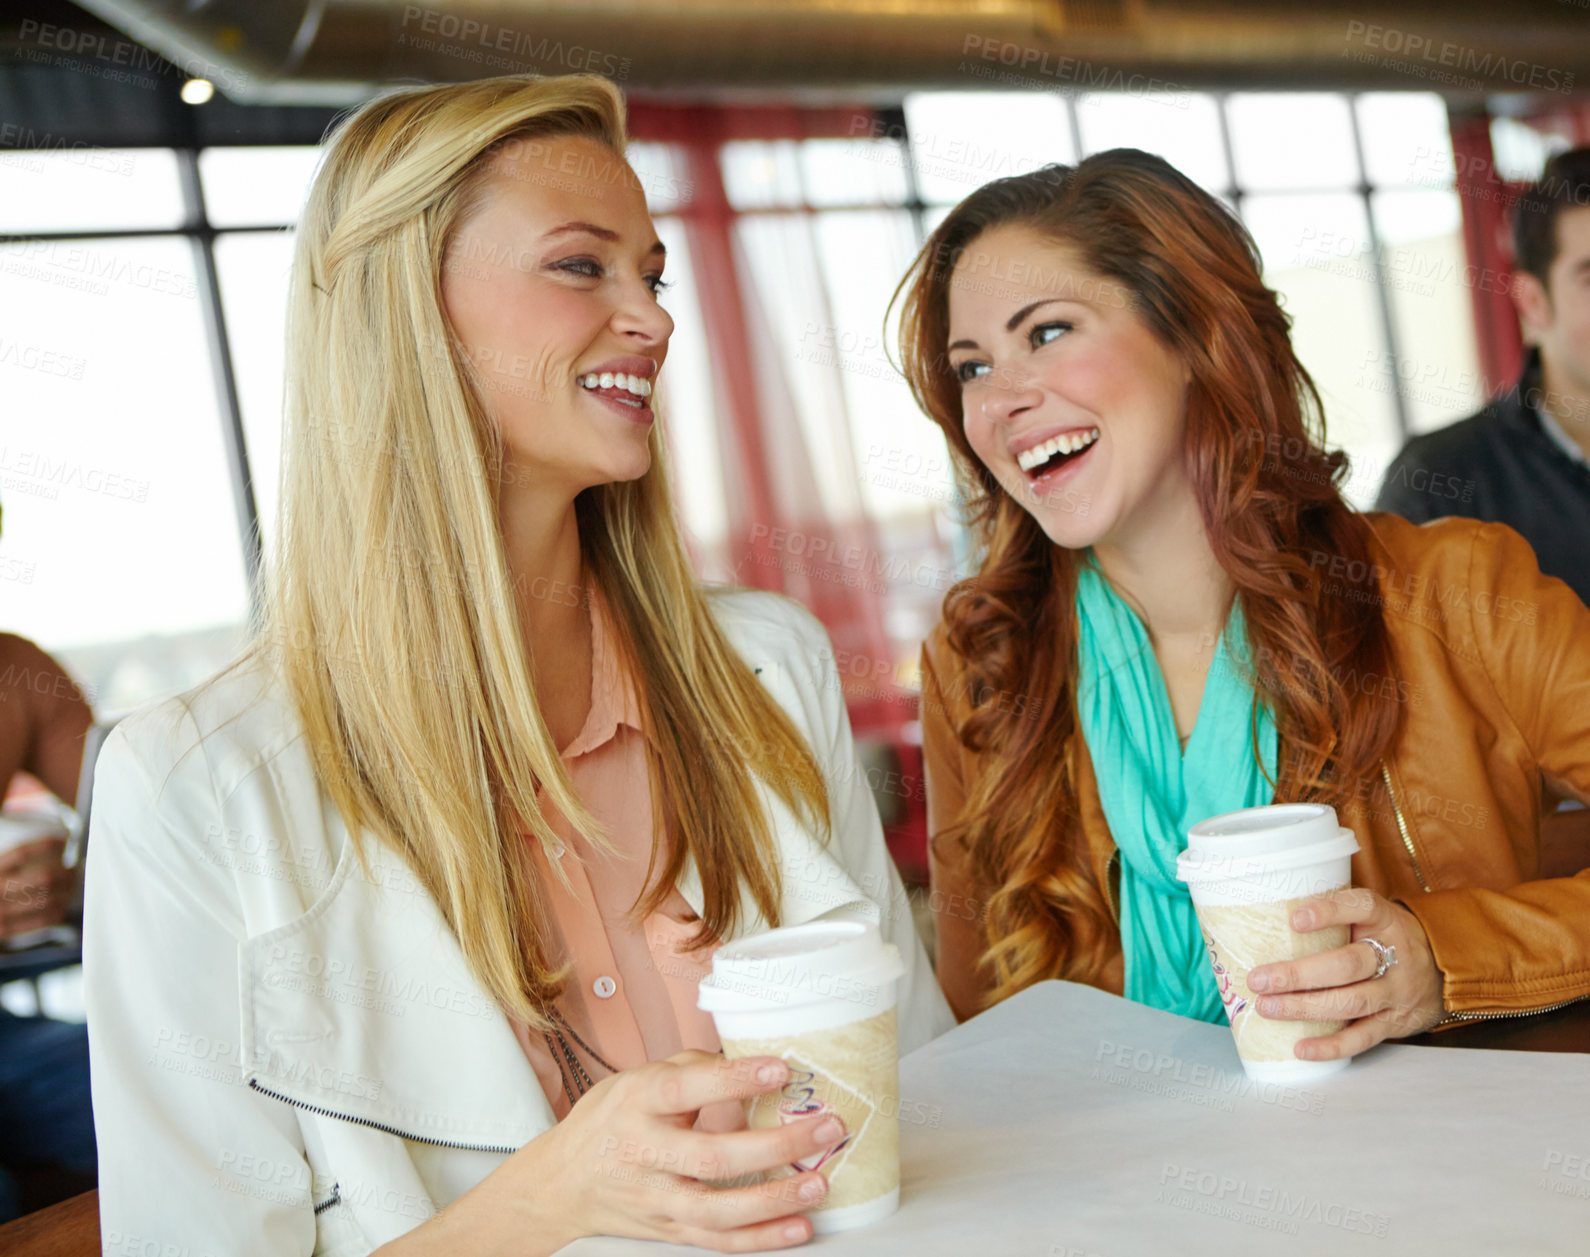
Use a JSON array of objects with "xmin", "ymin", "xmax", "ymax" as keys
[{"xmin": 508, "ymin": 587, "xmax": 740, "ymax": 1128}]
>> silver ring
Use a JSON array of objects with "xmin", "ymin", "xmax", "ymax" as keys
[{"xmin": 1362, "ymin": 937, "xmax": 1397, "ymax": 980}]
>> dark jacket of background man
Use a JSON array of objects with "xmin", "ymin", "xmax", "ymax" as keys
[{"xmin": 1376, "ymin": 148, "xmax": 1590, "ymax": 609}]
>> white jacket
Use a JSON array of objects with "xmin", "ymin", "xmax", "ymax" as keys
[{"xmin": 84, "ymin": 590, "xmax": 954, "ymax": 1256}]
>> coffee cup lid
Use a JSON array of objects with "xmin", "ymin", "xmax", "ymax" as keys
[
  {"xmin": 1176, "ymin": 830, "xmax": 1360, "ymax": 885},
  {"xmin": 1186, "ymin": 803, "xmax": 1342, "ymax": 858},
  {"xmin": 697, "ymin": 919, "xmax": 904, "ymax": 1014}
]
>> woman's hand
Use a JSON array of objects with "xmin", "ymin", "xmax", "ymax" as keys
[
  {"xmin": 1246, "ymin": 888, "xmax": 1446, "ymax": 1061},
  {"xmin": 391, "ymin": 1050, "xmax": 842, "ymax": 1257}
]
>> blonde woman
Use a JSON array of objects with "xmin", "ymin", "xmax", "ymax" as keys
[{"xmin": 84, "ymin": 74, "xmax": 951, "ymax": 1255}]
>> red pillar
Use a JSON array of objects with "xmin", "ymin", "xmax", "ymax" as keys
[
  {"xmin": 1448, "ymin": 108, "xmax": 1525, "ymax": 396},
  {"xmin": 673, "ymin": 118, "xmax": 786, "ymax": 593},
  {"xmin": 623, "ymin": 104, "xmax": 928, "ymax": 879},
  {"xmin": 631, "ymin": 105, "xmax": 905, "ymax": 725}
]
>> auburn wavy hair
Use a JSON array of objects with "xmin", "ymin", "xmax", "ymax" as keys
[{"xmin": 891, "ymin": 149, "xmax": 1404, "ymax": 1008}]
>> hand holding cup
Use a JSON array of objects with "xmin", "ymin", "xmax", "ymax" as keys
[
  {"xmin": 1178, "ymin": 803, "xmax": 1363, "ymax": 1081},
  {"xmin": 396, "ymin": 1051, "xmax": 844, "ymax": 1256},
  {"xmin": 1247, "ymin": 888, "xmax": 1446, "ymax": 1061},
  {"xmin": 699, "ymin": 920, "xmax": 907, "ymax": 1233}
]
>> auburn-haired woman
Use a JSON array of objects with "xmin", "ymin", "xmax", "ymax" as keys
[
  {"xmin": 85, "ymin": 74, "xmax": 950, "ymax": 1255},
  {"xmin": 894, "ymin": 150, "xmax": 1590, "ymax": 1057}
]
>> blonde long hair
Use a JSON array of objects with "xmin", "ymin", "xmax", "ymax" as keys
[{"xmin": 243, "ymin": 74, "xmax": 828, "ymax": 1030}]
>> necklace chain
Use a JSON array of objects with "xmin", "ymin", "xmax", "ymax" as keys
[{"xmin": 541, "ymin": 1004, "xmax": 618, "ymax": 1107}]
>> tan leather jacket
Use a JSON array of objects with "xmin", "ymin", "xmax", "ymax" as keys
[{"xmin": 921, "ymin": 513, "xmax": 1590, "ymax": 1028}]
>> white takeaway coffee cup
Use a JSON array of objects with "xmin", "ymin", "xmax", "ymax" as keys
[
  {"xmin": 1177, "ymin": 803, "xmax": 1361, "ymax": 1084},
  {"xmin": 697, "ymin": 920, "xmax": 905, "ymax": 1232}
]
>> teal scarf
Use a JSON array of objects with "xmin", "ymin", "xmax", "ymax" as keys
[{"xmin": 1074, "ymin": 552, "xmax": 1278, "ymax": 1023}]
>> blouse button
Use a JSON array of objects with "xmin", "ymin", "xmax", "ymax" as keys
[{"xmin": 592, "ymin": 975, "xmax": 617, "ymax": 999}]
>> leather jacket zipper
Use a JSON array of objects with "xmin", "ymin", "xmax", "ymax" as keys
[
  {"xmin": 1434, "ymin": 993, "xmax": 1590, "ymax": 1026},
  {"xmin": 247, "ymin": 1078, "xmax": 519, "ymax": 1155},
  {"xmin": 1380, "ymin": 761, "xmax": 1431, "ymax": 894},
  {"xmin": 1381, "ymin": 762, "xmax": 1590, "ymax": 1027}
]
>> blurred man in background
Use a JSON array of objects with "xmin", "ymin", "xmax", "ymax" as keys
[
  {"xmin": 0, "ymin": 494, "xmax": 97, "ymax": 1219},
  {"xmin": 1376, "ymin": 147, "xmax": 1590, "ymax": 607}
]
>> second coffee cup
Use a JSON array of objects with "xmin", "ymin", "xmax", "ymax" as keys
[
  {"xmin": 696, "ymin": 919, "xmax": 904, "ymax": 1233},
  {"xmin": 1176, "ymin": 803, "xmax": 1361, "ymax": 1083}
]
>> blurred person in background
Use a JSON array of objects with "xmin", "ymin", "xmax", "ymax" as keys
[
  {"xmin": 1376, "ymin": 147, "xmax": 1590, "ymax": 607},
  {"xmin": 0, "ymin": 494, "xmax": 98, "ymax": 1220},
  {"xmin": 84, "ymin": 73, "xmax": 950, "ymax": 1256},
  {"xmin": 894, "ymin": 151, "xmax": 1590, "ymax": 1061}
]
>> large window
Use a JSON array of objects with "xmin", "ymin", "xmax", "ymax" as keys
[
  {"xmin": 0, "ymin": 140, "xmax": 732, "ymax": 716},
  {"xmin": 902, "ymin": 89, "xmax": 1485, "ymax": 507},
  {"xmin": 0, "ymin": 150, "xmax": 253, "ymax": 715},
  {"xmin": 718, "ymin": 137, "xmax": 962, "ymax": 677},
  {"xmin": 0, "ymin": 92, "xmax": 1488, "ymax": 718}
]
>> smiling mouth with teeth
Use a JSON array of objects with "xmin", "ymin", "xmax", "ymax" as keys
[
  {"xmin": 578, "ymin": 371, "xmax": 654, "ymax": 408},
  {"xmin": 1016, "ymin": 427, "xmax": 1100, "ymax": 479}
]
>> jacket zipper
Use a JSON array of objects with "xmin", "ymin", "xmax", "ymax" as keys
[
  {"xmin": 1434, "ymin": 994, "xmax": 1590, "ymax": 1026},
  {"xmin": 1379, "ymin": 761, "xmax": 1431, "ymax": 894},
  {"xmin": 1381, "ymin": 762, "xmax": 1590, "ymax": 1027},
  {"xmin": 247, "ymin": 1078, "xmax": 519, "ymax": 1155}
]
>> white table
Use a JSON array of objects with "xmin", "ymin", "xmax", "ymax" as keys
[{"xmin": 564, "ymin": 981, "xmax": 1590, "ymax": 1256}]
